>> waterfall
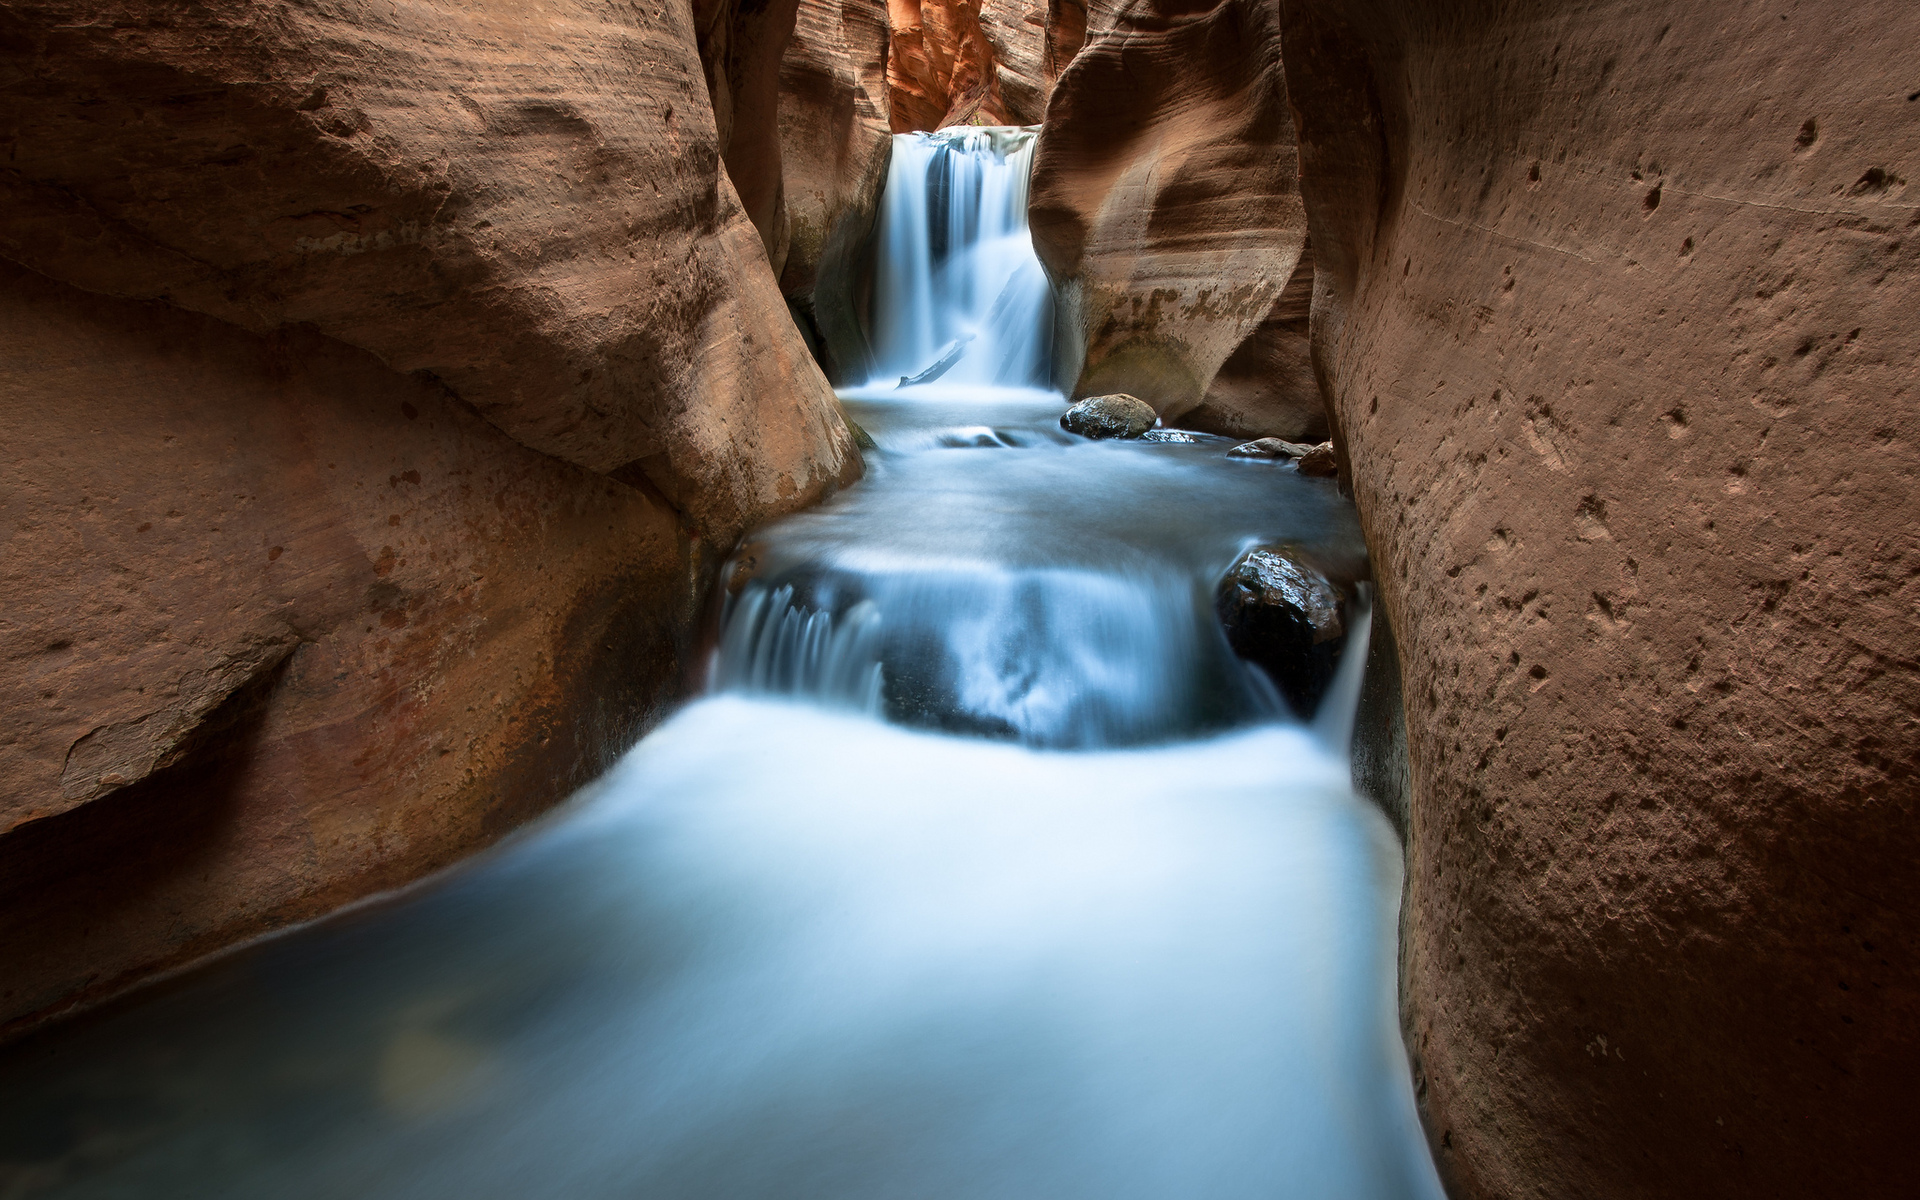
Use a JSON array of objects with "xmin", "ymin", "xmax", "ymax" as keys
[
  {"xmin": 0, "ymin": 121, "xmax": 1444, "ymax": 1200},
  {"xmin": 869, "ymin": 127, "xmax": 1054, "ymax": 390}
]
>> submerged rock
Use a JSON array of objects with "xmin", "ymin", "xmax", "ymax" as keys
[
  {"xmin": 1227, "ymin": 437, "xmax": 1316, "ymax": 459},
  {"xmin": 1216, "ymin": 548, "xmax": 1346, "ymax": 717},
  {"xmin": 1141, "ymin": 428, "xmax": 1200, "ymax": 444},
  {"xmin": 1061, "ymin": 394, "xmax": 1156, "ymax": 439}
]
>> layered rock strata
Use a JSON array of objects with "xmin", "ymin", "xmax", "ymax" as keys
[
  {"xmin": 0, "ymin": 0, "xmax": 859, "ymax": 1032},
  {"xmin": 1028, "ymin": 0, "xmax": 1312, "ymax": 431},
  {"xmin": 1279, "ymin": 1, "xmax": 1920, "ymax": 1195}
]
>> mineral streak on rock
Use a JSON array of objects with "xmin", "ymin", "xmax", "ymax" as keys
[{"xmin": 1279, "ymin": 0, "xmax": 1920, "ymax": 1195}]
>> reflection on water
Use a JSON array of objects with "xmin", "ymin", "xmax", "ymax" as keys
[{"xmin": 0, "ymin": 391, "xmax": 1441, "ymax": 1199}]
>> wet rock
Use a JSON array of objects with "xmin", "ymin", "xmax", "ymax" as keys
[
  {"xmin": 1228, "ymin": 437, "xmax": 1316, "ymax": 460},
  {"xmin": 1215, "ymin": 549, "xmax": 1346, "ymax": 717},
  {"xmin": 1141, "ymin": 429, "xmax": 1199, "ymax": 444},
  {"xmin": 1294, "ymin": 443, "xmax": 1339, "ymax": 478},
  {"xmin": 1061, "ymin": 394, "xmax": 1156, "ymax": 439}
]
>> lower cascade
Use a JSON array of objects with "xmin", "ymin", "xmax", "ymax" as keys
[{"xmin": 0, "ymin": 129, "xmax": 1443, "ymax": 1199}]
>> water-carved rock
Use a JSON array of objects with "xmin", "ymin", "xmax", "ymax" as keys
[
  {"xmin": 1280, "ymin": 0, "xmax": 1920, "ymax": 1194},
  {"xmin": 1030, "ymin": 0, "xmax": 1310, "ymax": 426},
  {"xmin": 1061, "ymin": 394, "xmax": 1155, "ymax": 439},
  {"xmin": 0, "ymin": 0, "xmax": 859, "ymax": 1035}
]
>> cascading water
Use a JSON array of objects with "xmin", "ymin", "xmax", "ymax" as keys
[
  {"xmin": 869, "ymin": 127, "xmax": 1053, "ymax": 389},
  {"xmin": 0, "ymin": 129, "xmax": 1443, "ymax": 1200}
]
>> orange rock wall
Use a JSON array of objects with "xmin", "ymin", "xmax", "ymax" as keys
[{"xmin": 1279, "ymin": 0, "xmax": 1920, "ymax": 1195}]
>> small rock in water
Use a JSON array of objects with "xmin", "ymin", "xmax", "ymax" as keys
[
  {"xmin": 1060, "ymin": 394, "xmax": 1156, "ymax": 439},
  {"xmin": 1141, "ymin": 428, "xmax": 1199, "ymax": 444},
  {"xmin": 1295, "ymin": 441, "xmax": 1340, "ymax": 477},
  {"xmin": 1216, "ymin": 548, "xmax": 1347, "ymax": 717},
  {"xmin": 1227, "ymin": 437, "xmax": 1316, "ymax": 459}
]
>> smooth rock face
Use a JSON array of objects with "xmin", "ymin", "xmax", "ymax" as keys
[
  {"xmin": 1060, "ymin": 393, "xmax": 1156, "ymax": 439},
  {"xmin": 0, "ymin": 0, "xmax": 860, "ymax": 544},
  {"xmin": 0, "ymin": 265, "xmax": 696, "ymax": 1034},
  {"xmin": 0, "ymin": 0, "xmax": 861, "ymax": 1031},
  {"xmin": 1216, "ymin": 548, "xmax": 1346, "ymax": 717},
  {"xmin": 1280, "ymin": 2, "xmax": 1920, "ymax": 1196},
  {"xmin": 1029, "ymin": 0, "xmax": 1308, "ymax": 424},
  {"xmin": 777, "ymin": 0, "xmax": 890, "ymax": 281},
  {"xmin": 1183, "ymin": 245, "xmax": 1328, "ymax": 443}
]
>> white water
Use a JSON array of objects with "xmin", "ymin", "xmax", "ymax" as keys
[
  {"xmin": 870, "ymin": 127, "xmax": 1053, "ymax": 389},
  {"xmin": 0, "ymin": 130, "xmax": 1443, "ymax": 1200}
]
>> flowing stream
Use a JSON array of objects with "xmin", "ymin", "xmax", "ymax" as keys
[{"xmin": 0, "ymin": 129, "xmax": 1442, "ymax": 1200}]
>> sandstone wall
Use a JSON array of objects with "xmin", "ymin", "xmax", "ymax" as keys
[
  {"xmin": 775, "ymin": 0, "xmax": 895, "ymax": 381},
  {"xmin": 1279, "ymin": 0, "xmax": 1919, "ymax": 1195},
  {"xmin": 1029, "ymin": 0, "xmax": 1315, "ymax": 434},
  {"xmin": 0, "ymin": 0, "xmax": 858, "ymax": 1033}
]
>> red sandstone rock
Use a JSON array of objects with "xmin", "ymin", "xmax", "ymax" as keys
[
  {"xmin": 1280, "ymin": 1, "xmax": 1920, "ymax": 1195},
  {"xmin": 0, "ymin": 0, "xmax": 860, "ymax": 1032},
  {"xmin": 1029, "ymin": 0, "xmax": 1310, "ymax": 427}
]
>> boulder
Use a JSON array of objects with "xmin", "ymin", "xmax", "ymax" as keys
[
  {"xmin": 1228, "ymin": 438, "xmax": 1316, "ymax": 460},
  {"xmin": 1060, "ymin": 393, "xmax": 1156, "ymax": 439},
  {"xmin": 1280, "ymin": 0, "xmax": 1920, "ymax": 1195},
  {"xmin": 1216, "ymin": 549, "xmax": 1347, "ymax": 718},
  {"xmin": 1294, "ymin": 443, "xmax": 1339, "ymax": 478},
  {"xmin": 1029, "ymin": 0, "xmax": 1309, "ymax": 424}
]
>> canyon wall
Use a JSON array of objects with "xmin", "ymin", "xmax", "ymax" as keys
[
  {"xmin": 776, "ymin": 0, "xmax": 894, "ymax": 381},
  {"xmin": 1029, "ymin": 0, "xmax": 1323, "ymax": 440},
  {"xmin": 0, "ymin": 0, "xmax": 858, "ymax": 1034},
  {"xmin": 1279, "ymin": 0, "xmax": 1919, "ymax": 1196}
]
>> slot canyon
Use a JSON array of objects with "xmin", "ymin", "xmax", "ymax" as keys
[{"xmin": 0, "ymin": 1, "xmax": 1913, "ymax": 1197}]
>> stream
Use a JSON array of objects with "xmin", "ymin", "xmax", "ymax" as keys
[{"xmin": 0, "ymin": 129, "xmax": 1443, "ymax": 1200}]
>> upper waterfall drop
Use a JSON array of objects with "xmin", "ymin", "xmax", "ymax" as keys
[{"xmin": 869, "ymin": 126, "xmax": 1055, "ymax": 391}]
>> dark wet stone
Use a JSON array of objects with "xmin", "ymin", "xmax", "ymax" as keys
[
  {"xmin": 1216, "ymin": 548, "xmax": 1347, "ymax": 717},
  {"xmin": 1061, "ymin": 394, "xmax": 1156, "ymax": 439}
]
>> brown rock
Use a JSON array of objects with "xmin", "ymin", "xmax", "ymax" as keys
[
  {"xmin": 1294, "ymin": 442, "xmax": 1339, "ymax": 478},
  {"xmin": 0, "ymin": 0, "xmax": 860, "ymax": 545},
  {"xmin": 1029, "ymin": 0, "xmax": 1308, "ymax": 423},
  {"xmin": 1227, "ymin": 438, "xmax": 1315, "ymax": 460},
  {"xmin": 0, "ymin": 264, "xmax": 695, "ymax": 1034},
  {"xmin": 0, "ymin": 0, "xmax": 862, "ymax": 1032},
  {"xmin": 1281, "ymin": 1, "xmax": 1920, "ymax": 1196},
  {"xmin": 776, "ymin": 0, "xmax": 896, "ymax": 381},
  {"xmin": 1060, "ymin": 393, "xmax": 1156, "ymax": 439},
  {"xmin": 1181, "ymin": 245, "xmax": 1329, "ymax": 443}
]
